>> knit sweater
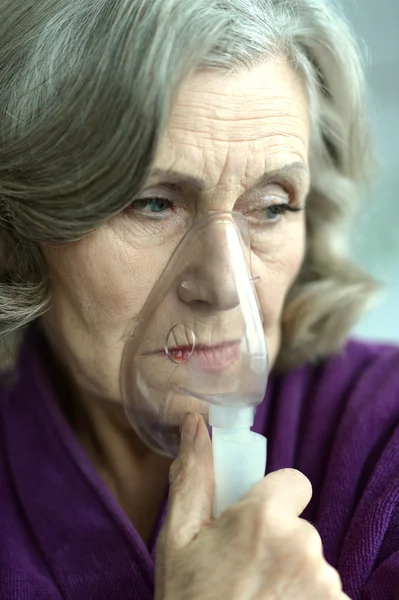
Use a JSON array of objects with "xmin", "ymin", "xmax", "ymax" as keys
[{"xmin": 1, "ymin": 337, "xmax": 399, "ymax": 599}]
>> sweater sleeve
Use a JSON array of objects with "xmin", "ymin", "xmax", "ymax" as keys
[
  {"xmin": 363, "ymin": 552, "xmax": 399, "ymax": 599},
  {"xmin": 325, "ymin": 343, "xmax": 399, "ymax": 600},
  {"xmin": 245, "ymin": 340, "xmax": 399, "ymax": 600}
]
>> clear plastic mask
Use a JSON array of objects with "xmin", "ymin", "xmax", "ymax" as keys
[{"xmin": 121, "ymin": 211, "xmax": 268, "ymax": 458}]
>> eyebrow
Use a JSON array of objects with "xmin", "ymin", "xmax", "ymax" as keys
[{"xmin": 145, "ymin": 161, "xmax": 309, "ymax": 192}]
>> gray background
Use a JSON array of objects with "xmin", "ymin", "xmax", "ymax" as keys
[{"xmin": 339, "ymin": 0, "xmax": 398, "ymax": 342}]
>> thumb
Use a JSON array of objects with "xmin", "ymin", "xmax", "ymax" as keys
[{"xmin": 165, "ymin": 413, "xmax": 214, "ymax": 547}]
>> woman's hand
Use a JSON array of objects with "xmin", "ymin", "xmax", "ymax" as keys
[{"xmin": 155, "ymin": 413, "xmax": 350, "ymax": 600}]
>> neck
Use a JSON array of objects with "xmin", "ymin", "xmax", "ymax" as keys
[
  {"xmin": 75, "ymin": 393, "xmax": 172, "ymax": 541},
  {"xmin": 36, "ymin": 326, "xmax": 172, "ymax": 543}
]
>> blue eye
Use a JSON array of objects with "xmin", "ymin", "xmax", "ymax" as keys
[
  {"xmin": 131, "ymin": 197, "xmax": 171, "ymax": 214},
  {"xmin": 263, "ymin": 204, "xmax": 303, "ymax": 222}
]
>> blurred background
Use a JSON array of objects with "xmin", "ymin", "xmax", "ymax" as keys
[{"xmin": 341, "ymin": 0, "xmax": 399, "ymax": 342}]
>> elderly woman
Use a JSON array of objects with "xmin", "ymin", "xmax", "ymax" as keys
[{"xmin": 1, "ymin": 0, "xmax": 399, "ymax": 598}]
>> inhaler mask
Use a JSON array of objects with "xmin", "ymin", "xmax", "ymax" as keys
[{"xmin": 121, "ymin": 212, "xmax": 268, "ymax": 515}]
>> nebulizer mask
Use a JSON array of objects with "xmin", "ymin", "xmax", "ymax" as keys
[{"xmin": 121, "ymin": 212, "xmax": 268, "ymax": 516}]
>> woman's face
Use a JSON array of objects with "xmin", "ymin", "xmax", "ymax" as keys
[{"xmin": 41, "ymin": 58, "xmax": 310, "ymax": 404}]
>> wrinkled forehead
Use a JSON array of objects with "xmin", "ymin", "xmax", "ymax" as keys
[{"xmin": 149, "ymin": 59, "xmax": 310, "ymax": 196}]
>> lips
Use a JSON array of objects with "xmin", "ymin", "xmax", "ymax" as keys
[{"xmin": 161, "ymin": 341, "xmax": 241, "ymax": 373}]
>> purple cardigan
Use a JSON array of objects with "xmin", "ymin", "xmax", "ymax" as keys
[{"xmin": 1, "ymin": 337, "xmax": 399, "ymax": 599}]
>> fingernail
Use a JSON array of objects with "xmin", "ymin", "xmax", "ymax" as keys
[{"xmin": 182, "ymin": 413, "xmax": 199, "ymax": 443}]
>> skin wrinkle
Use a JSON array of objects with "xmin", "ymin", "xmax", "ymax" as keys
[
  {"xmin": 40, "ymin": 58, "xmax": 309, "ymax": 541},
  {"xmin": 171, "ymin": 110, "xmax": 301, "ymax": 124},
  {"xmin": 167, "ymin": 127, "xmax": 305, "ymax": 145},
  {"xmin": 170, "ymin": 96, "xmax": 303, "ymax": 138},
  {"xmin": 157, "ymin": 140, "xmax": 307, "ymax": 197},
  {"xmin": 145, "ymin": 163, "xmax": 309, "ymax": 196}
]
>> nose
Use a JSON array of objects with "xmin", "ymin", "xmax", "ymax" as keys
[{"xmin": 178, "ymin": 220, "xmax": 244, "ymax": 312}]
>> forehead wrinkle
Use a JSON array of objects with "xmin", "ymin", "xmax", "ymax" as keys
[
  {"xmin": 151, "ymin": 130, "xmax": 308, "ymax": 193},
  {"xmin": 143, "ymin": 160, "xmax": 309, "ymax": 200},
  {"xmin": 147, "ymin": 59, "xmax": 309, "ymax": 197},
  {"xmin": 167, "ymin": 112, "xmax": 307, "ymax": 144}
]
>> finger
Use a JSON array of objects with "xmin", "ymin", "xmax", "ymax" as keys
[
  {"xmin": 243, "ymin": 468, "xmax": 312, "ymax": 517},
  {"xmin": 165, "ymin": 413, "xmax": 214, "ymax": 547}
]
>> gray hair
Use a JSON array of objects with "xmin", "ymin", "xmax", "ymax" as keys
[{"xmin": 0, "ymin": 0, "xmax": 376, "ymax": 372}]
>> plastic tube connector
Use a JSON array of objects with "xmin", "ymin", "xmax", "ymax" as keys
[{"xmin": 210, "ymin": 404, "xmax": 267, "ymax": 517}]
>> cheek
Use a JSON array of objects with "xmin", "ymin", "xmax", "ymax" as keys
[
  {"xmin": 42, "ymin": 230, "xmax": 175, "ymax": 400},
  {"xmin": 252, "ymin": 223, "xmax": 305, "ymax": 349},
  {"xmin": 46, "ymin": 234, "xmax": 168, "ymax": 336}
]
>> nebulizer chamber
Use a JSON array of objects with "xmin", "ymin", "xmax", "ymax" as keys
[{"xmin": 121, "ymin": 212, "xmax": 268, "ymax": 516}]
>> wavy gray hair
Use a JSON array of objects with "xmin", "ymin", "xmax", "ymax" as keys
[{"xmin": 0, "ymin": 0, "xmax": 376, "ymax": 372}]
